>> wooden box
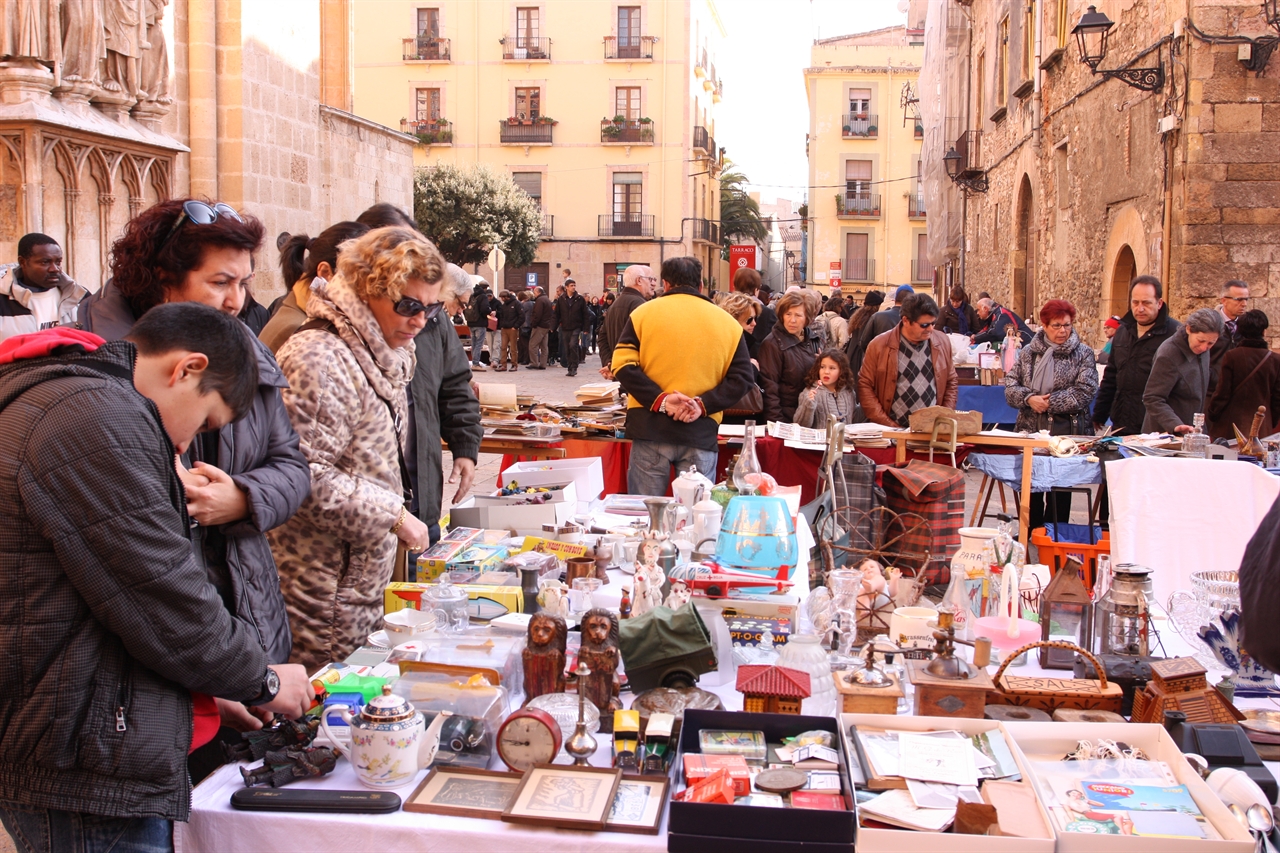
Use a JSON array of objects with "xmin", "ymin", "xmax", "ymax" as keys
[
  {"xmin": 988, "ymin": 641, "xmax": 1124, "ymax": 714},
  {"xmin": 906, "ymin": 659, "xmax": 994, "ymax": 719},
  {"xmin": 833, "ymin": 670, "xmax": 903, "ymax": 716}
]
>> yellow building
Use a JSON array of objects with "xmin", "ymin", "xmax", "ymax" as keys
[
  {"xmin": 352, "ymin": 0, "xmax": 730, "ymax": 296},
  {"xmin": 805, "ymin": 17, "xmax": 928, "ymax": 298}
]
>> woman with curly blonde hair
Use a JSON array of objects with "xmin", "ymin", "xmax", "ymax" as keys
[{"xmin": 270, "ymin": 226, "xmax": 446, "ymax": 669}]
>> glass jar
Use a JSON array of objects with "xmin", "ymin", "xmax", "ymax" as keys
[
  {"xmin": 1182, "ymin": 413, "xmax": 1209, "ymax": 457},
  {"xmin": 776, "ymin": 633, "xmax": 837, "ymax": 717}
]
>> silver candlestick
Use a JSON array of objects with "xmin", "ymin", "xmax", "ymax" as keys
[{"xmin": 566, "ymin": 661, "xmax": 598, "ymax": 766}]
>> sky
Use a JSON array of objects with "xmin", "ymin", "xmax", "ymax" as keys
[{"xmin": 715, "ymin": 0, "xmax": 908, "ymax": 207}]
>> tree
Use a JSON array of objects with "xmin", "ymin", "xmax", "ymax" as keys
[
  {"xmin": 719, "ymin": 162, "xmax": 767, "ymax": 259},
  {"xmin": 413, "ymin": 163, "xmax": 543, "ymax": 268}
]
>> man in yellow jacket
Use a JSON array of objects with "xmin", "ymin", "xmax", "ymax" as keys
[{"xmin": 611, "ymin": 257, "xmax": 754, "ymax": 495}]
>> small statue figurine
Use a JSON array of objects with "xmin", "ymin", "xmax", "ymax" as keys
[
  {"xmin": 577, "ymin": 607, "xmax": 622, "ymax": 732},
  {"xmin": 631, "ymin": 536, "xmax": 666, "ymax": 617},
  {"xmin": 664, "ymin": 578, "xmax": 692, "ymax": 610},
  {"xmin": 523, "ymin": 612, "xmax": 568, "ymax": 703},
  {"xmin": 240, "ymin": 746, "xmax": 339, "ymax": 788},
  {"xmin": 222, "ymin": 717, "xmax": 319, "ymax": 763},
  {"xmin": 856, "ymin": 559, "xmax": 887, "ymax": 611},
  {"xmin": 536, "ymin": 579, "xmax": 571, "ymax": 621},
  {"xmin": 759, "ymin": 627, "xmax": 775, "ymax": 652}
]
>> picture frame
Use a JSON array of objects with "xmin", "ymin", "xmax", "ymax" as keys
[
  {"xmin": 404, "ymin": 767, "xmax": 524, "ymax": 821},
  {"xmin": 501, "ymin": 764, "xmax": 622, "ymax": 830},
  {"xmin": 605, "ymin": 774, "xmax": 669, "ymax": 835}
]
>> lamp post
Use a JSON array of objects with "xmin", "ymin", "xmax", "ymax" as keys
[
  {"xmin": 942, "ymin": 145, "xmax": 988, "ymax": 194},
  {"xmin": 1070, "ymin": 5, "xmax": 1164, "ymax": 91}
]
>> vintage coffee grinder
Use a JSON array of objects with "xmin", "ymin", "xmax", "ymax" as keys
[{"xmin": 905, "ymin": 609, "xmax": 996, "ymax": 718}]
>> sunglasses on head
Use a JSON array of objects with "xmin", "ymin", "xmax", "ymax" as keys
[
  {"xmin": 393, "ymin": 295, "xmax": 445, "ymax": 321},
  {"xmin": 159, "ymin": 201, "xmax": 243, "ymax": 254}
]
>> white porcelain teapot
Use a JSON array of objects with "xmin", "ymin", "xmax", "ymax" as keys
[
  {"xmin": 672, "ymin": 465, "xmax": 714, "ymax": 508},
  {"xmin": 321, "ymin": 685, "xmax": 450, "ymax": 789}
]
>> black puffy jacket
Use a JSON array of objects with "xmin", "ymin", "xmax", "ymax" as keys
[
  {"xmin": 758, "ymin": 324, "xmax": 820, "ymax": 424},
  {"xmin": 0, "ymin": 342, "xmax": 268, "ymax": 820},
  {"xmin": 1093, "ymin": 303, "xmax": 1182, "ymax": 434}
]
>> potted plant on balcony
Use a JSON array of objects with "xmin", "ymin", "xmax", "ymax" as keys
[
  {"xmin": 538, "ymin": 116, "xmax": 557, "ymax": 125},
  {"xmin": 603, "ymin": 123, "xmax": 622, "ymax": 139},
  {"xmin": 612, "ymin": 114, "xmax": 627, "ymax": 126},
  {"xmin": 507, "ymin": 116, "xmax": 520, "ymax": 126},
  {"xmin": 638, "ymin": 116, "xmax": 652, "ymax": 124},
  {"xmin": 868, "ymin": 124, "xmax": 878, "ymax": 135},
  {"xmin": 834, "ymin": 193, "xmax": 845, "ymax": 215}
]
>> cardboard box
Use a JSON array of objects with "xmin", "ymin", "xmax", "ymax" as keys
[
  {"xmin": 1002, "ymin": 721, "xmax": 1253, "ymax": 853},
  {"xmin": 447, "ymin": 544, "xmax": 508, "ymax": 574},
  {"xmin": 487, "ymin": 478, "xmax": 578, "ymax": 506},
  {"xmin": 704, "ymin": 593, "xmax": 800, "ymax": 623},
  {"xmin": 683, "ymin": 753, "xmax": 752, "ymax": 797},
  {"xmin": 517, "ymin": 535, "xmax": 590, "ymax": 560},
  {"xmin": 669, "ymin": 709, "xmax": 854, "ymax": 851},
  {"xmin": 500, "ymin": 457, "xmax": 605, "ymax": 503},
  {"xmin": 384, "ymin": 581, "xmax": 524, "ymax": 616},
  {"xmin": 840, "ymin": 713, "xmax": 1055, "ymax": 853},
  {"xmin": 448, "ymin": 495, "xmax": 573, "ymax": 534},
  {"xmin": 414, "ymin": 539, "xmax": 468, "ymax": 583}
]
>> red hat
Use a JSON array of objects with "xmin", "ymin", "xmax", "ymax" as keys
[{"xmin": 1104, "ymin": 316, "xmax": 1122, "ymax": 329}]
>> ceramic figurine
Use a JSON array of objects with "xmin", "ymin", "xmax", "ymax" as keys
[
  {"xmin": 523, "ymin": 612, "xmax": 568, "ymax": 703},
  {"xmin": 631, "ymin": 535, "xmax": 666, "ymax": 616},
  {"xmin": 536, "ymin": 579, "xmax": 571, "ymax": 621},
  {"xmin": 577, "ymin": 608, "xmax": 622, "ymax": 731},
  {"xmin": 1198, "ymin": 612, "xmax": 1280, "ymax": 697},
  {"xmin": 240, "ymin": 746, "xmax": 339, "ymax": 788},
  {"xmin": 664, "ymin": 578, "xmax": 692, "ymax": 610}
]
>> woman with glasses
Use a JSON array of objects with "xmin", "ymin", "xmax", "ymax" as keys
[
  {"xmin": 758, "ymin": 291, "xmax": 820, "ymax": 424},
  {"xmin": 715, "ymin": 292, "xmax": 766, "ymax": 423},
  {"xmin": 269, "ymin": 227, "xmax": 446, "ymax": 671},
  {"xmin": 1004, "ymin": 299, "xmax": 1099, "ymax": 527}
]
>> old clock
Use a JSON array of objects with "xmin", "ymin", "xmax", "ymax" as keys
[{"xmin": 496, "ymin": 707, "xmax": 562, "ymax": 772}]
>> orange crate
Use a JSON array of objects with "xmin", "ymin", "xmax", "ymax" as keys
[{"xmin": 1030, "ymin": 527, "xmax": 1110, "ymax": 589}]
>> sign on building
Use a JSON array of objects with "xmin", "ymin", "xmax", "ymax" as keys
[
  {"xmin": 730, "ymin": 244, "xmax": 758, "ymax": 272},
  {"xmin": 829, "ymin": 262, "xmax": 842, "ymax": 283}
]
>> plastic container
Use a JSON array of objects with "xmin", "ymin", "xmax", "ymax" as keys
[
  {"xmin": 1030, "ymin": 527, "xmax": 1110, "ymax": 589},
  {"xmin": 391, "ymin": 671, "xmax": 509, "ymax": 769}
]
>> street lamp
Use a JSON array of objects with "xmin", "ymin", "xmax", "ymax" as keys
[
  {"xmin": 1071, "ymin": 5, "xmax": 1164, "ymax": 91},
  {"xmin": 942, "ymin": 145, "xmax": 988, "ymax": 194},
  {"xmin": 1267, "ymin": 0, "xmax": 1280, "ymax": 31},
  {"xmin": 943, "ymin": 147, "xmax": 961, "ymax": 180}
]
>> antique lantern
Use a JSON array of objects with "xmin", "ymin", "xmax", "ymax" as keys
[
  {"xmin": 1095, "ymin": 564, "xmax": 1154, "ymax": 657},
  {"xmin": 1038, "ymin": 558, "xmax": 1094, "ymax": 669},
  {"xmin": 943, "ymin": 147, "xmax": 962, "ymax": 179},
  {"xmin": 1267, "ymin": 0, "xmax": 1280, "ymax": 32},
  {"xmin": 1072, "ymin": 5, "xmax": 1115, "ymax": 71}
]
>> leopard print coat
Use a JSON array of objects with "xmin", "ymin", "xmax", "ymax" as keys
[{"xmin": 268, "ymin": 274, "xmax": 416, "ymax": 671}]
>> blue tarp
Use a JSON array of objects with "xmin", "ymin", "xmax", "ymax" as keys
[{"xmin": 967, "ymin": 451, "xmax": 1103, "ymax": 493}]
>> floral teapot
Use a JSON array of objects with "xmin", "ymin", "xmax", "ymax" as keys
[{"xmin": 321, "ymin": 684, "xmax": 450, "ymax": 789}]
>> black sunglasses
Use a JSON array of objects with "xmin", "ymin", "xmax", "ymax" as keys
[
  {"xmin": 393, "ymin": 296, "xmax": 445, "ymax": 321},
  {"xmin": 914, "ymin": 320, "xmax": 936, "ymax": 329},
  {"xmin": 159, "ymin": 201, "xmax": 243, "ymax": 254}
]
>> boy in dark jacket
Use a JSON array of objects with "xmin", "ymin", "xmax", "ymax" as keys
[{"xmin": 0, "ymin": 305, "xmax": 312, "ymax": 847}]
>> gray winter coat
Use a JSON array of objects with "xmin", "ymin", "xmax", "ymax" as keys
[
  {"xmin": 0, "ymin": 341, "xmax": 267, "ymax": 820},
  {"xmin": 1143, "ymin": 329, "xmax": 1210, "ymax": 433},
  {"xmin": 80, "ymin": 280, "xmax": 308, "ymax": 662},
  {"xmin": 410, "ymin": 311, "xmax": 482, "ymax": 533},
  {"xmin": 1004, "ymin": 330, "xmax": 1098, "ymax": 434},
  {"xmin": 793, "ymin": 383, "xmax": 863, "ymax": 429}
]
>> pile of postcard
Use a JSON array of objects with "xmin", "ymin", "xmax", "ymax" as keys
[{"xmin": 672, "ymin": 729, "xmax": 846, "ymax": 810}]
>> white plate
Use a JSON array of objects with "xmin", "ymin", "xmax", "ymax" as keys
[{"xmin": 367, "ymin": 630, "xmax": 391, "ymax": 648}]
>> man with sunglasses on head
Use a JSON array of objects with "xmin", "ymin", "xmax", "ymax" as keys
[
  {"xmin": 598, "ymin": 264, "xmax": 654, "ymax": 380},
  {"xmin": 858, "ymin": 292, "xmax": 958, "ymax": 427}
]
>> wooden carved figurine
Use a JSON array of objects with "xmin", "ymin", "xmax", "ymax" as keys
[
  {"xmin": 523, "ymin": 612, "xmax": 568, "ymax": 703},
  {"xmin": 578, "ymin": 607, "xmax": 622, "ymax": 731}
]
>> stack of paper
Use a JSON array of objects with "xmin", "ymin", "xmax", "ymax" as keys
[{"xmin": 574, "ymin": 381, "xmax": 620, "ymax": 406}]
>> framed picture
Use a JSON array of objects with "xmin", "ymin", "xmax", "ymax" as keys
[
  {"xmin": 501, "ymin": 765, "xmax": 622, "ymax": 830},
  {"xmin": 978, "ymin": 350, "xmax": 998, "ymax": 369},
  {"xmin": 605, "ymin": 775, "xmax": 668, "ymax": 835},
  {"xmin": 404, "ymin": 767, "xmax": 524, "ymax": 820}
]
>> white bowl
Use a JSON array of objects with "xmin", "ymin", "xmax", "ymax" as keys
[{"xmin": 384, "ymin": 609, "xmax": 437, "ymax": 643}]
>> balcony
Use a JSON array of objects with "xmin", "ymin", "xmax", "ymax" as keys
[
  {"xmin": 912, "ymin": 259, "xmax": 935, "ymax": 283},
  {"xmin": 842, "ymin": 113, "xmax": 879, "ymax": 138},
  {"xmin": 954, "ymin": 129, "xmax": 983, "ymax": 176},
  {"xmin": 693, "ymin": 125, "xmax": 716, "ymax": 158},
  {"xmin": 601, "ymin": 118, "xmax": 655, "ymax": 144},
  {"xmin": 499, "ymin": 120, "xmax": 554, "ymax": 145},
  {"xmin": 400, "ymin": 118, "xmax": 452, "ymax": 145},
  {"xmin": 402, "ymin": 36, "xmax": 450, "ymax": 61},
  {"xmin": 841, "ymin": 257, "xmax": 875, "ymax": 283},
  {"xmin": 691, "ymin": 219, "xmax": 719, "ymax": 244},
  {"xmin": 540, "ymin": 213, "xmax": 554, "ymax": 238},
  {"xmin": 713, "ymin": 79, "xmax": 723, "ymax": 104},
  {"xmin": 501, "ymin": 36, "xmax": 551, "ymax": 60},
  {"xmin": 836, "ymin": 193, "xmax": 881, "ymax": 219},
  {"xmin": 604, "ymin": 36, "xmax": 655, "ymax": 60},
  {"xmin": 599, "ymin": 214, "xmax": 654, "ymax": 238},
  {"xmin": 908, "ymin": 193, "xmax": 926, "ymax": 218}
]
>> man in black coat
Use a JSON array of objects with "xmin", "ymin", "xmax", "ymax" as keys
[
  {"xmin": 529, "ymin": 286, "xmax": 553, "ymax": 369},
  {"xmin": 554, "ymin": 279, "xmax": 589, "ymax": 377},
  {"xmin": 0, "ymin": 304, "xmax": 312, "ymax": 843},
  {"xmin": 1208, "ymin": 279, "xmax": 1248, "ymax": 393},
  {"xmin": 852, "ymin": 284, "xmax": 914, "ymax": 357},
  {"xmin": 599, "ymin": 265, "xmax": 654, "ymax": 379},
  {"xmin": 1094, "ymin": 275, "xmax": 1182, "ymax": 435}
]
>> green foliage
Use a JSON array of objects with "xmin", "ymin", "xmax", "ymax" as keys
[
  {"xmin": 413, "ymin": 163, "xmax": 543, "ymax": 268},
  {"xmin": 719, "ymin": 161, "xmax": 767, "ymax": 258}
]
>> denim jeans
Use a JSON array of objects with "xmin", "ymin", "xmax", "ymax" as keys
[
  {"xmin": 0, "ymin": 806, "xmax": 172, "ymax": 853},
  {"xmin": 627, "ymin": 440, "xmax": 718, "ymax": 496},
  {"xmin": 468, "ymin": 326, "xmax": 487, "ymax": 365}
]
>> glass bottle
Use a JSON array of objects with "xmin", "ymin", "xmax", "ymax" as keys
[
  {"xmin": 1182, "ymin": 413, "xmax": 1209, "ymax": 457},
  {"xmin": 732, "ymin": 420, "xmax": 762, "ymax": 495}
]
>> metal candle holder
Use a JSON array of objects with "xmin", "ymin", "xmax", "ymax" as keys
[{"xmin": 566, "ymin": 661, "xmax": 598, "ymax": 766}]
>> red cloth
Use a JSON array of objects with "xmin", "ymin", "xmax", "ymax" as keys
[
  {"xmin": 0, "ymin": 329, "xmax": 105, "ymax": 364},
  {"xmin": 190, "ymin": 691, "xmax": 220, "ymax": 753}
]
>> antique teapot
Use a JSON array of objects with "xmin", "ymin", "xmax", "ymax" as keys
[
  {"xmin": 672, "ymin": 465, "xmax": 714, "ymax": 508},
  {"xmin": 321, "ymin": 685, "xmax": 450, "ymax": 789}
]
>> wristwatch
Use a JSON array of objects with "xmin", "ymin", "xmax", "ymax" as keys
[{"xmin": 249, "ymin": 667, "xmax": 280, "ymax": 706}]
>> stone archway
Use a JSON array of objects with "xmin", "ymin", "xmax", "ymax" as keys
[
  {"xmin": 1110, "ymin": 245, "xmax": 1136, "ymax": 319},
  {"xmin": 1012, "ymin": 176, "xmax": 1034, "ymax": 318},
  {"xmin": 1101, "ymin": 205, "xmax": 1150, "ymax": 324}
]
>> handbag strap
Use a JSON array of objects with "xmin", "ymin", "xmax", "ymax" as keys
[{"xmin": 993, "ymin": 640, "xmax": 1108, "ymax": 688}]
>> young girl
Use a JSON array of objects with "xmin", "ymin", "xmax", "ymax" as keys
[{"xmin": 794, "ymin": 349, "xmax": 863, "ymax": 427}]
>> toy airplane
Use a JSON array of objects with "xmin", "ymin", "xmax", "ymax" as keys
[{"xmin": 668, "ymin": 563, "xmax": 794, "ymax": 599}]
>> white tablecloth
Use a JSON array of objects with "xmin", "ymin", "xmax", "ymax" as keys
[
  {"xmin": 175, "ymin": 519, "xmax": 815, "ymax": 853},
  {"xmin": 1106, "ymin": 457, "xmax": 1280, "ymax": 607}
]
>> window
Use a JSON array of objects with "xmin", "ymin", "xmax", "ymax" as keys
[
  {"xmin": 618, "ymin": 6, "xmax": 641, "ymax": 48},
  {"xmin": 516, "ymin": 7, "xmax": 539, "ymax": 47},
  {"xmin": 976, "ymin": 49, "xmax": 985, "ymax": 125},
  {"xmin": 916, "ymin": 233, "xmax": 934, "ymax": 281},
  {"xmin": 845, "ymin": 232, "xmax": 869, "ymax": 280},
  {"xmin": 615, "ymin": 86, "xmax": 641, "ymax": 120},
  {"xmin": 849, "ymin": 87, "xmax": 871, "ymax": 116},
  {"xmin": 1055, "ymin": 142, "xmax": 1069, "ymax": 209},
  {"xmin": 1056, "ymin": 0, "xmax": 1069, "ymax": 50},
  {"xmin": 997, "ymin": 17, "xmax": 1009, "ymax": 104},
  {"xmin": 744, "ymin": 697, "xmax": 764, "ymax": 713},
  {"xmin": 512, "ymin": 172, "xmax": 542, "ymax": 204},
  {"xmin": 1023, "ymin": 1, "xmax": 1036, "ymax": 81},
  {"xmin": 613, "ymin": 172, "xmax": 642, "ymax": 222},
  {"xmin": 415, "ymin": 87, "xmax": 441, "ymax": 122},
  {"xmin": 514, "ymin": 87, "xmax": 540, "ymax": 120},
  {"xmin": 845, "ymin": 159, "xmax": 872, "ymax": 196},
  {"xmin": 417, "ymin": 8, "xmax": 440, "ymax": 37}
]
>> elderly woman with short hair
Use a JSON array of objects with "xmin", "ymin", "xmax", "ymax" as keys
[
  {"xmin": 1142, "ymin": 307, "xmax": 1224, "ymax": 435},
  {"xmin": 757, "ymin": 290, "xmax": 820, "ymax": 423}
]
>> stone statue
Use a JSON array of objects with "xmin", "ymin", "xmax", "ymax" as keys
[
  {"xmin": 240, "ymin": 746, "xmax": 339, "ymax": 788},
  {"xmin": 102, "ymin": 0, "xmax": 143, "ymax": 97},
  {"xmin": 137, "ymin": 0, "xmax": 167, "ymax": 101},
  {"xmin": 60, "ymin": 0, "xmax": 104, "ymax": 85},
  {"xmin": 577, "ymin": 608, "xmax": 621, "ymax": 731},
  {"xmin": 3, "ymin": 0, "xmax": 58, "ymax": 62},
  {"xmin": 522, "ymin": 612, "xmax": 567, "ymax": 703}
]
